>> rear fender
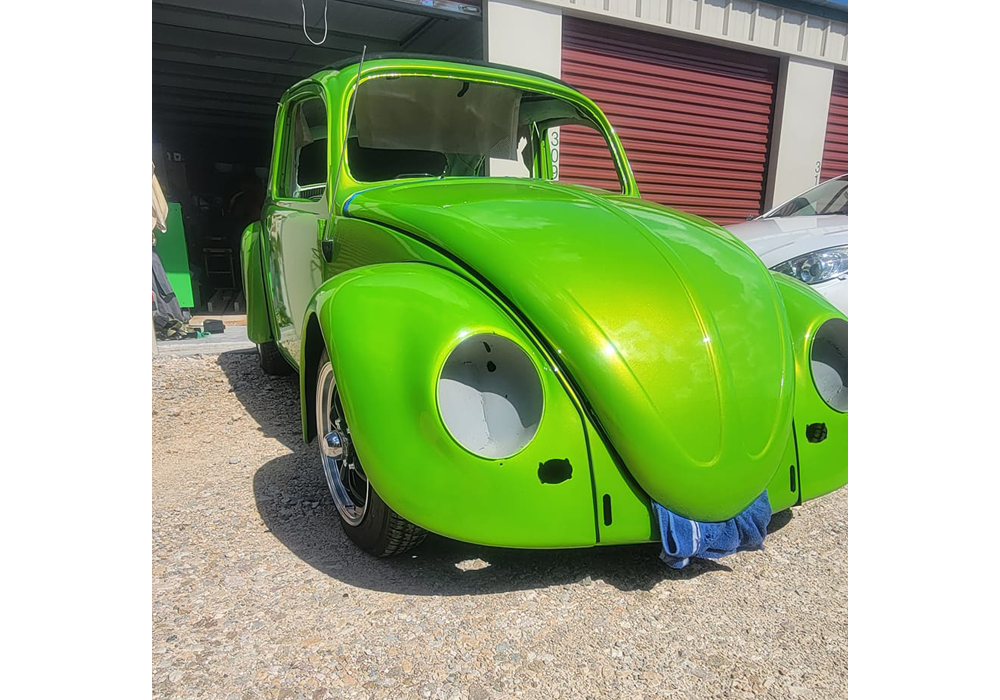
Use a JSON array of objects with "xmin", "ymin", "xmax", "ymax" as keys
[{"xmin": 298, "ymin": 262, "xmax": 599, "ymax": 548}]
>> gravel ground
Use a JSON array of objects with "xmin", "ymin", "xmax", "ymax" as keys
[{"xmin": 152, "ymin": 351, "xmax": 847, "ymax": 700}]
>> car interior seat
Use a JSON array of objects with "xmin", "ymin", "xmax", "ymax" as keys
[{"xmin": 347, "ymin": 137, "xmax": 448, "ymax": 181}]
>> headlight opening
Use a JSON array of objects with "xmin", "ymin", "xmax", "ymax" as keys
[
  {"xmin": 437, "ymin": 333, "xmax": 544, "ymax": 459},
  {"xmin": 811, "ymin": 318, "xmax": 848, "ymax": 412}
]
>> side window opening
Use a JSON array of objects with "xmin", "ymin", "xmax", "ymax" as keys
[
  {"xmin": 280, "ymin": 97, "xmax": 327, "ymax": 200},
  {"xmin": 555, "ymin": 123, "xmax": 622, "ymax": 193}
]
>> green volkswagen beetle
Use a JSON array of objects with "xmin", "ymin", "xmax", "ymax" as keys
[{"xmin": 241, "ymin": 54, "xmax": 847, "ymax": 557}]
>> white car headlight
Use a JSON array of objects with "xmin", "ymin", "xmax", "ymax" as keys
[
  {"xmin": 772, "ymin": 245, "xmax": 848, "ymax": 285},
  {"xmin": 437, "ymin": 333, "xmax": 543, "ymax": 459}
]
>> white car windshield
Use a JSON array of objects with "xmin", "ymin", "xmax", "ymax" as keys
[{"xmin": 767, "ymin": 176, "xmax": 847, "ymax": 218}]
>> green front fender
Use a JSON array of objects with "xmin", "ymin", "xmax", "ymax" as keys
[
  {"xmin": 240, "ymin": 223, "xmax": 274, "ymax": 345},
  {"xmin": 773, "ymin": 274, "xmax": 848, "ymax": 502},
  {"xmin": 299, "ymin": 263, "xmax": 601, "ymax": 548}
]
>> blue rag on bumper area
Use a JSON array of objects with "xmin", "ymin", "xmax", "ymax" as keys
[{"xmin": 653, "ymin": 491, "xmax": 772, "ymax": 568}]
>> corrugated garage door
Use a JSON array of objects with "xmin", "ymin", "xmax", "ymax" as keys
[
  {"xmin": 560, "ymin": 17, "xmax": 779, "ymax": 225},
  {"xmin": 820, "ymin": 71, "xmax": 848, "ymax": 181}
]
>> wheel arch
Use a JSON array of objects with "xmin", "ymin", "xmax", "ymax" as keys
[{"xmin": 295, "ymin": 261, "xmax": 601, "ymax": 548}]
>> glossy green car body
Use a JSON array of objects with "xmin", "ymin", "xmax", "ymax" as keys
[{"xmin": 241, "ymin": 56, "xmax": 847, "ymax": 549}]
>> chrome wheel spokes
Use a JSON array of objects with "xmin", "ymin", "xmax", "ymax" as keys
[{"xmin": 316, "ymin": 362, "xmax": 369, "ymax": 525}]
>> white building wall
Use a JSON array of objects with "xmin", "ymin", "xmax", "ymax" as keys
[
  {"xmin": 482, "ymin": 0, "xmax": 847, "ymax": 208},
  {"xmin": 483, "ymin": 0, "xmax": 848, "ymax": 76},
  {"xmin": 483, "ymin": 0, "xmax": 563, "ymax": 75},
  {"xmin": 764, "ymin": 57, "xmax": 835, "ymax": 209},
  {"xmin": 483, "ymin": 0, "xmax": 563, "ymax": 176},
  {"xmin": 528, "ymin": 0, "xmax": 847, "ymax": 65}
]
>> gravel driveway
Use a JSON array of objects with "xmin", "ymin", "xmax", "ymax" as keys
[{"xmin": 152, "ymin": 351, "xmax": 847, "ymax": 700}]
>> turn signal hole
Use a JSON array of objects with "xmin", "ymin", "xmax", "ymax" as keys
[
  {"xmin": 538, "ymin": 458, "xmax": 572, "ymax": 484},
  {"xmin": 806, "ymin": 423, "xmax": 828, "ymax": 443}
]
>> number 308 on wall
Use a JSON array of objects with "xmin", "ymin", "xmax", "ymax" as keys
[{"xmin": 549, "ymin": 128, "xmax": 559, "ymax": 180}]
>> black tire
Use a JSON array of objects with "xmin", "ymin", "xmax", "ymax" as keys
[
  {"xmin": 315, "ymin": 350, "xmax": 426, "ymax": 556},
  {"xmin": 257, "ymin": 340, "xmax": 294, "ymax": 376},
  {"xmin": 341, "ymin": 489, "xmax": 428, "ymax": 557}
]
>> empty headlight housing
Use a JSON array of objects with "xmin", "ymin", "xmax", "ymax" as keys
[
  {"xmin": 811, "ymin": 318, "xmax": 848, "ymax": 412},
  {"xmin": 437, "ymin": 333, "xmax": 543, "ymax": 459},
  {"xmin": 773, "ymin": 245, "xmax": 848, "ymax": 285}
]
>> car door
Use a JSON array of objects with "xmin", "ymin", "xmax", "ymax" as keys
[{"xmin": 263, "ymin": 87, "xmax": 330, "ymax": 367}]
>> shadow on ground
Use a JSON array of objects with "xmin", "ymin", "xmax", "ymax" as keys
[{"xmin": 219, "ymin": 350, "xmax": 794, "ymax": 596}]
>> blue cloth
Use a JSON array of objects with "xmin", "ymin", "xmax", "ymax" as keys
[{"xmin": 653, "ymin": 491, "xmax": 772, "ymax": 568}]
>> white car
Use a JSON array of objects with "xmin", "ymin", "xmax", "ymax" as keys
[{"xmin": 726, "ymin": 175, "xmax": 848, "ymax": 314}]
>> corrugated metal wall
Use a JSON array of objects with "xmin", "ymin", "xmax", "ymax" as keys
[
  {"xmin": 821, "ymin": 71, "xmax": 848, "ymax": 181},
  {"xmin": 560, "ymin": 17, "xmax": 780, "ymax": 225}
]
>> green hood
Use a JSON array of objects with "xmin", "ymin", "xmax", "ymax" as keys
[{"xmin": 346, "ymin": 178, "xmax": 794, "ymax": 521}]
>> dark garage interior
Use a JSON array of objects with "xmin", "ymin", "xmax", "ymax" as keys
[{"xmin": 152, "ymin": 0, "xmax": 483, "ymax": 314}]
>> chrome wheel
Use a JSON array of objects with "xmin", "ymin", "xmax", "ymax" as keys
[{"xmin": 316, "ymin": 361, "xmax": 369, "ymax": 525}]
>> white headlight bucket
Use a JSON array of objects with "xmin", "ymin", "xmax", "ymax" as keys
[
  {"xmin": 811, "ymin": 318, "xmax": 848, "ymax": 412},
  {"xmin": 437, "ymin": 333, "xmax": 543, "ymax": 459}
]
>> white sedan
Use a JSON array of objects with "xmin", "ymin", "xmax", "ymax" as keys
[{"xmin": 726, "ymin": 175, "xmax": 848, "ymax": 315}]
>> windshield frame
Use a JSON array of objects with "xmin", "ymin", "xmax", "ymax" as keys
[
  {"xmin": 763, "ymin": 174, "xmax": 848, "ymax": 219},
  {"xmin": 326, "ymin": 60, "xmax": 638, "ymax": 201}
]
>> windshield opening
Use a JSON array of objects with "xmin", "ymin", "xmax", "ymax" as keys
[
  {"xmin": 768, "ymin": 175, "xmax": 848, "ymax": 218},
  {"xmin": 346, "ymin": 74, "xmax": 622, "ymax": 191}
]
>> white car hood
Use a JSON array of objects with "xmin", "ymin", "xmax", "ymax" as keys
[{"xmin": 725, "ymin": 215, "xmax": 848, "ymax": 268}]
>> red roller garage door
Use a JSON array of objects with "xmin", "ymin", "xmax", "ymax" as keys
[
  {"xmin": 821, "ymin": 71, "xmax": 848, "ymax": 181},
  {"xmin": 560, "ymin": 17, "xmax": 779, "ymax": 225}
]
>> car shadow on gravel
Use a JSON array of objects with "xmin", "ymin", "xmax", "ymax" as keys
[{"xmin": 220, "ymin": 350, "xmax": 794, "ymax": 596}]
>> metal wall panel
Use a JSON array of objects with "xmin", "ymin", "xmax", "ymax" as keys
[
  {"xmin": 560, "ymin": 16, "xmax": 779, "ymax": 224},
  {"xmin": 535, "ymin": 0, "xmax": 847, "ymax": 66},
  {"xmin": 820, "ymin": 70, "xmax": 848, "ymax": 181}
]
